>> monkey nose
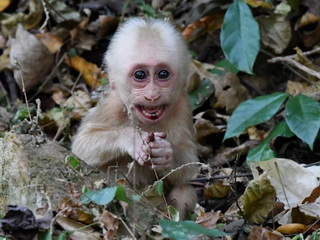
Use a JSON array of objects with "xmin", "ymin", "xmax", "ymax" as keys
[{"xmin": 144, "ymin": 95, "xmax": 160, "ymax": 102}]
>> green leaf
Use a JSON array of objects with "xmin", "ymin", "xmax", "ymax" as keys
[
  {"xmin": 80, "ymin": 186, "xmax": 130, "ymax": 205},
  {"xmin": 285, "ymin": 94, "xmax": 320, "ymax": 150},
  {"xmin": 58, "ymin": 233, "xmax": 66, "ymax": 240},
  {"xmin": 214, "ymin": 58, "xmax": 239, "ymax": 75},
  {"xmin": 136, "ymin": 1, "xmax": 156, "ymax": 17},
  {"xmin": 155, "ymin": 180, "xmax": 163, "ymax": 196},
  {"xmin": 247, "ymin": 120, "xmax": 294, "ymax": 163},
  {"xmin": 65, "ymin": 155, "xmax": 80, "ymax": 170},
  {"xmin": 38, "ymin": 230, "xmax": 52, "ymax": 240},
  {"xmin": 247, "ymin": 144, "xmax": 276, "ymax": 163},
  {"xmin": 224, "ymin": 92, "xmax": 289, "ymax": 141},
  {"xmin": 168, "ymin": 205, "xmax": 180, "ymax": 222},
  {"xmin": 189, "ymin": 79, "xmax": 215, "ymax": 110},
  {"xmin": 220, "ymin": 0, "xmax": 260, "ymax": 74},
  {"xmin": 160, "ymin": 220, "xmax": 227, "ymax": 240}
]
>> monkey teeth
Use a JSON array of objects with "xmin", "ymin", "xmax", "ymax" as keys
[
  {"xmin": 136, "ymin": 105, "xmax": 167, "ymax": 123},
  {"xmin": 142, "ymin": 108, "xmax": 162, "ymax": 118}
]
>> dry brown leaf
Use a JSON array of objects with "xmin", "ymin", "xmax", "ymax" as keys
[
  {"xmin": 286, "ymin": 80, "xmax": 307, "ymax": 95},
  {"xmin": 182, "ymin": 13, "xmax": 224, "ymax": 41},
  {"xmin": 203, "ymin": 183, "xmax": 230, "ymax": 200},
  {"xmin": 9, "ymin": 24, "xmax": 54, "ymax": 91},
  {"xmin": 101, "ymin": 210, "xmax": 119, "ymax": 239},
  {"xmin": 213, "ymin": 72, "xmax": 248, "ymax": 114},
  {"xmin": 257, "ymin": 14, "xmax": 292, "ymax": 54},
  {"xmin": 64, "ymin": 90, "xmax": 92, "ymax": 119},
  {"xmin": 35, "ymin": 32, "xmax": 63, "ymax": 54},
  {"xmin": 57, "ymin": 197, "xmax": 94, "ymax": 225},
  {"xmin": 247, "ymin": 126, "xmax": 265, "ymax": 141},
  {"xmin": 303, "ymin": 185, "xmax": 320, "ymax": 204},
  {"xmin": 296, "ymin": 13, "xmax": 320, "ymax": 47},
  {"xmin": 209, "ymin": 140, "xmax": 260, "ymax": 167},
  {"xmin": 1, "ymin": 0, "xmax": 43, "ymax": 36},
  {"xmin": 242, "ymin": 173, "xmax": 276, "ymax": 224},
  {"xmin": 246, "ymin": 0, "xmax": 273, "ymax": 8},
  {"xmin": 196, "ymin": 211, "xmax": 221, "ymax": 229},
  {"xmin": 248, "ymin": 226, "xmax": 285, "ymax": 240},
  {"xmin": 0, "ymin": 0, "xmax": 10, "ymax": 12},
  {"xmin": 65, "ymin": 55, "xmax": 106, "ymax": 88},
  {"xmin": 276, "ymin": 223, "xmax": 308, "ymax": 235},
  {"xmin": 56, "ymin": 216, "xmax": 102, "ymax": 240}
]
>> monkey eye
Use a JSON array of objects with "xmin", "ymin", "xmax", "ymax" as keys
[
  {"xmin": 157, "ymin": 70, "xmax": 170, "ymax": 79},
  {"xmin": 134, "ymin": 70, "xmax": 147, "ymax": 80}
]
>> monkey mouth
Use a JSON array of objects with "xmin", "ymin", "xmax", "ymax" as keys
[{"xmin": 136, "ymin": 105, "xmax": 168, "ymax": 123}]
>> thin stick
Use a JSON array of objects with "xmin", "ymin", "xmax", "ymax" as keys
[
  {"xmin": 13, "ymin": 60, "xmax": 32, "ymax": 122},
  {"xmin": 268, "ymin": 47, "xmax": 320, "ymax": 80}
]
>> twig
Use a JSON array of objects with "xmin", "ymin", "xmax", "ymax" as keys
[
  {"xmin": 268, "ymin": 47, "xmax": 320, "ymax": 80},
  {"xmin": 190, "ymin": 173, "xmax": 253, "ymax": 182},
  {"xmin": 269, "ymin": 56, "xmax": 320, "ymax": 80},
  {"xmin": 261, "ymin": 49, "xmax": 314, "ymax": 84},
  {"xmin": 13, "ymin": 60, "xmax": 32, "ymax": 122},
  {"xmin": 29, "ymin": 52, "xmax": 66, "ymax": 101},
  {"xmin": 40, "ymin": 0, "xmax": 50, "ymax": 31},
  {"xmin": 141, "ymin": 162, "xmax": 209, "ymax": 196}
]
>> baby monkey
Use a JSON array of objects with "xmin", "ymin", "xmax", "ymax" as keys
[{"xmin": 72, "ymin": 18, "xmax": 198, "ymax": 219}]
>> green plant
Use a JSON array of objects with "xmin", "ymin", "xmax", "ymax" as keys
[
  {"xmin": 223, "ymin": 93, "xmax": 320, "ymax": 164},
  {"xmin": 220, "ymin": 0, "xmax": 260, "ymax": 74}
]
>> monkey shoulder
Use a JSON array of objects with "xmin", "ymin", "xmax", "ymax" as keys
[{"xmin": 82, "ymin": 89, "xmax": 129, "ymax": 128}]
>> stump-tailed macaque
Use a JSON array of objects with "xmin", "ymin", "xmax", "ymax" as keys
[{"xmin": 72, "ymin": 18, "xmax": 198, "ymax": 219}]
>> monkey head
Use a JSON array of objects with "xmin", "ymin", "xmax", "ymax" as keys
[{"xmin": 105, "ymin": 18, "xmax": 191, "ymax": 125}]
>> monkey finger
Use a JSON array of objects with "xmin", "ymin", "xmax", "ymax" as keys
[
  {"xmin": 136, "ymin": 157, "xmax": 145, "ymax": 165},
  {"xmin": 151, "ymin": 155, "xmax": 172, "ymax": 165},
  {"xmin": 146, "ymin": 132, "xmax": 155, "ymax": 143},
  {"xmin": 142, "ymin": 144, "xmax": 151, "ymax": 155},
  {"xmin": 150, "ymin": 148, "xmax": 173, "ymax": 158},
  {"xmin": 150, "ymin": 158, "xmax": 171, "ymax": 171},
  {"xmin": 154, "ymin": 132, "xmax": 167, "ymax": 139},
  {"xmin": 149, "ymin": 139, "xmax": 171, "ymax": 149}
]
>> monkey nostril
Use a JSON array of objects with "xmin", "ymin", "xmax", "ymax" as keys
[{"xmin": 144, "ymin": 95, "xmax": 160, "ymax": 102}]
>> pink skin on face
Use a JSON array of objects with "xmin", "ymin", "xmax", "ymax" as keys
[{"xmin": 130, "ymin": 63, "xmax": 174, "ymax": 124}]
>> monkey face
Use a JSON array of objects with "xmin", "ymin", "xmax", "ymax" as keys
[{"xmin": 128, "ymin": 63, "xmax": 175, "ymax": 124}]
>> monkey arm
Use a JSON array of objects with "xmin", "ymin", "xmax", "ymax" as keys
[{"xmin": 72, "ymin": 121, "xmax": 151, "ymax": 168}]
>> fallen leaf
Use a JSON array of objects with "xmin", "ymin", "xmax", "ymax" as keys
[
  {"xmin": 65, "ymin": 54, "xmax": 106, "ymax": 88},
  {"xmin": 251, "ymin": 158, "xmax": 319, "ymax": 209},
  {"xmin": 276, "ymin": 223, "xmax": 308, "ymax": 235},
  {"xmin": 203, "ymin": 183, "xmax": 230, "ymax": 199},
  {"xmin": 257, "ymin": 14, "xmax": 292, "ymax": 54},
  {"xmin": 63, "ymin": 90, "xmax": 92, "ymax": 119},
  {"xmin": 9, "ymin": 24, "xmax": 54, "ymax": 91},
  {"xmin": 242, "ymin": 173, "xmax": 276, "ymax": 224},
  {"xmin": 1, "ymin": 0, "xmax": 43, "ymax": 36},
  {"xmin": 35, "ymin": 32, "xmax": 63, "ymax": 54},
  {"xmin": 101, "ymin": 210, "xmax": 119, "ymax": 239},
  {"xmin": 56, "ymin": 216, "xmax": 102, "ymax": 240},
  {"xmin": 295, "ymin": 13, "xmax": 320, "ymax": 47},
  {"xmin": 286, "ymin": 80, "xmax": 307, "ymax": 95},
  {"xmin": 248, "ymin": 226, "xmax": 285, "ymax": 240},
  {"xmin": 182, "ymin": 13, "xmax": 224, "ymax": 41},
  {"xmin": 196, "ymin": 211, "xmax": 221, "ymax": 229},
  {"xmin": 210, "ymin": 140, "xmax": 260, "ymax": 167},
  {"xmin": 212, "ymin": 72, "xmax": 248, "ymax": 114},
  {"xmin": 0, "ymin": 0, "xmax": 10, "ymax": 12},
  {"xmin": 46, "ymin": 0, "xmax": 81, "ymax": 24}
]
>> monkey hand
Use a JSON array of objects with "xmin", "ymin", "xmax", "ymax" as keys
[
  {"xmin": 127, "ymin": 131, "xmax": 152, "ymax": 166},
  {"xmin": 146, "ymin": 132, "xmax": 173, "ymax": 171}
]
